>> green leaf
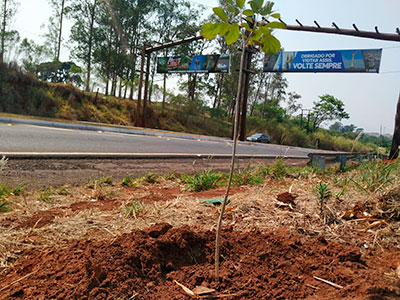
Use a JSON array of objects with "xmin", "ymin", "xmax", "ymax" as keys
[
  {"xmin": 235, "ymin": 0, "xmax": 245, "ymax": 9},
  {"xmin": 266, "ymin": 21, "xmax": 286, "ymax": 29},
  {"xmin": 260, "ymin": 1, "xmax": 274, "ymax": 15},
  {"xmin": 219, "ymin": 23, "xmax": 231, "ymax": 36},
  {"xmin": 227, "ymin": 5, "xmax": 240, "ymax": 17},
  {"xmin": 243, "ymin": 9, "xmax": 254, "ymax": 17},
  {"xmin": 249, "ymin": 28, "xmax": 262, "ymax": 41},
  {"xmin": 201, "ymin": 22, "xmax": 220, "ymax": 39},
  {"xmin": 249, "ymin": 0, "xmax": 263, "ymax": 11},
  {"xmin": 241, "ymin": 22, "xmax": 251, "ymax": 31},
  {"xmin": 261, "ymin": 34, "xmax": 281, "ymax": 55},
  {"xmin": 225, "ymin": 23, "xmax": 240, "ymax": 45},
  {"xmin": 271, "ymin": 13, "xmax": 281, "ymax": 19},
  {"xmin": 259, "ymin": 25, "xmax": 271, "ymax": 35},
  {"xmin": 224, "ymin": 0, "xmax": 233, "ymax": 4},
  {"xmin": 213, "ymin": 7, "xmax": 229, "ymax": 23}
]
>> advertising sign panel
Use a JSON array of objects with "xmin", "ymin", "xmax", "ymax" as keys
[
  {"xmin": 263, "ymin": 49, "xmax": 382, "ymax": 73},
  {"xmin": 157, "ymin": 54, "xmax": 230, "ymax": 74}
]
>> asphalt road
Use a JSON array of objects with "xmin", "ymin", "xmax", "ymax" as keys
[{"xmin": 0, "ymin": 123, "xmax": 321, "ymax": 157}]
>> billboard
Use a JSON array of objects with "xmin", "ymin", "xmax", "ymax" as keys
[
  {"xmin": 157, "ymin": 54, "xmax": 230, "ymax": 74},
  {"xmin": 263, "ymin": 49, "xmax": 382, "ymax": 73}
]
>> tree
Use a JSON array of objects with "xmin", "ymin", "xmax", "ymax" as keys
[
  {"xmin": 18, "ymin": 38, "xmax": 51, "ymax": 73},
  {"xmin": 201, "ymin": 0, "xmax": 284, "ymax": 281},
  {"xmin": 286, "ymin": 91, "xmax": 302, "ymax": 116},
  {"xmin": 44, "ymin": 0, "xmax": 70, "ymax": 62},
  {"xmin": 69, "ymin": 0, "xmax": 99, "ymax": 91},
  {"xmin": 0, "ymin": 0, "xmax": 18, "ymax": 63},
  {"xmin": 311, "ymin": 94, "xmax": 349, "ymax": 131}
]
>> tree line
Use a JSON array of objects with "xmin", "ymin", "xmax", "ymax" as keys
[{"xmin": 1, "ymin": 0, "xmax": 352, "ymax": 134}]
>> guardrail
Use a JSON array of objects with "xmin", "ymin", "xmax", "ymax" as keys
[{"xmin": 308, "ymin": 152, "xmax": 389, "ymax": 172}]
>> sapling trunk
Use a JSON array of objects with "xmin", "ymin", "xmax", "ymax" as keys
[{"xmin": 215, "ymin": 39, "xmax": 247, "ymax": 281}]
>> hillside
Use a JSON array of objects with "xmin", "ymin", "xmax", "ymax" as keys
[{"xmin": 0, "ymin": 62, "xmax": 388, "ymax": 153}]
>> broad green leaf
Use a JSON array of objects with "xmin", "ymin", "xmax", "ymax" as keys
[
  {"xmin": 243, "ymin": 9, "xmax": 254, "ymax": 17},
  {"xmin": 219, "ymin": 23, "xmax": 231, "ymax": 36},
  {"xmin": 271, "ymin": 13, "xmax": 281, "ymax": 19},
  {"xmin": 261, "ymin": 34, "xmax": 281, "ymax": 55},
  {"xmin": 213, "ymin": 7, "xmax": 229, "ymax": 23},
  {"xmin": 225, "ymin": 23, "xmax": 240, "ymax": 45},
  {"xmin": 249, "ymin": 28, "xmax": 262, "ymax": 41},
  {"xmin": 224, "ymin": 0, "xmax": 233, "ymax": 4},
  {"xmin": 266, "ymin": 21, "xmax": 286, "ymax": 29},
  {"xmin": 201, "ymin": 22, "xmax": 220, "ymax": 39},
  {"xmin": 259, "ymin": 25, "xmax": 271, "ymax": 35},
  {"xmin": 260, "ymin": 1, "xmax": 274, "ymax": 15},
  {"xmin": 249, "ymin": 0, "xmax": 263, "ymax": 11},
  {"xmin": 241, "ymin": 22, "xmax": 251, "ymax": 31},
  {"xmin": 235, "ymin": 0, "xmax": 245, "ymax": 9},
  {"xmin": 227, "ymin": 5, "xmax": 240, "ymax": 17}
]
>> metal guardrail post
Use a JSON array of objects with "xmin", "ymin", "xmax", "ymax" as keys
[
  {"xmin": 311, "ymin": 155, "xmax": 326, "ymax": 172},
  {"xmin": 336, "ymin": 155, "xmax": 347, "ymax": 172}
]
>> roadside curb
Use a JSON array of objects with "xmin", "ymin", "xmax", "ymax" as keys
[{"xmin": 0, "ymin": 152, "xmax": 309, "ymax": 160}]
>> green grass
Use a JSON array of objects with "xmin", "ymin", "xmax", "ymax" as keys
[
  {"xmin": 181, "ymin": 170, "xmax": 226, "ymax": 192},
  {"xmin": 232, "ymin": 165, "xmax": 264, "ymax": 186},
  {"xmin": 121, "ymin": 174, "xmax": 136, "ymax": 187},
  {"xmin": 37, "ymin": 187, "xmax": 54, "ymax": 203},
  {"xmin": 352, "ymin": 160, "xmax": 399, "ymax": 193}
]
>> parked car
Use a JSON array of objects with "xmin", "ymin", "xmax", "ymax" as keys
[{"xmin": 246, "ymin": 133, "xmax": 270, "ymax": 143}]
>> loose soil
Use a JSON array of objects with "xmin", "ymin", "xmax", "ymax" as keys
[{"xmin": 0, "ymin": 159, "xmax": 399, "ymax": 299}]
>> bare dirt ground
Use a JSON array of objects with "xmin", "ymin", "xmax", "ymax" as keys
[
  {"xmin": 0, "ymin": 159, "xmax": 399, "ymax": 299},
  {"xmin": 0, "ymin": 158, "xmax": 308, "ymax": 189}
]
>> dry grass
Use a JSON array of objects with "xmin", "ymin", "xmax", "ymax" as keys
[{"xmin": 1, "ymin": 162, "xmax": 400, "ymax": 274}]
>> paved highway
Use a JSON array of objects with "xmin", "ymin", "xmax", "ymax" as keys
[{"xmin": 0, "ymin": 122, "xmax": 324, "ymax": 157}]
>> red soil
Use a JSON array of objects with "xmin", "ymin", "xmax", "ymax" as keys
[{"xmin": 1, "ymin": 223, "xmax": 398, "ymax": 300}]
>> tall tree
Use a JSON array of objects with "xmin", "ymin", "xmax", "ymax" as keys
[
  {"xmin": 45, "ymin": 0, "xmax": 69, "ymax": 61},
  {"xmin": 69, "ymin": 0, "xmax": 99, "ymax": 91},
  {"xmin": 0, "ymin": 0, "xmax": 18, "ymax": 63}
]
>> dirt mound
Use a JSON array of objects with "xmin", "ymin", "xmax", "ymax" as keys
[{"xmin": 0, "ymin": 224, "xmax": 398, "ymax": 300}]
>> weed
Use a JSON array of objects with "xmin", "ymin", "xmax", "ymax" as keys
[
  {"xmin": 352, "ymin": 160, "xmax": 398, "ymax": 193},
  {"xmin": 121, "ymin": 174, "xmax": 135, "ymax": 187},
  {"xmin": 163, "ymin": 170, "xmax": 177, "ymax": 181},
  {"xmin": 314, "ymin": 182, "xmax": 332, "ymax": 215},
  {"xmin": 11, "ymin": 182, "xmax": 30, "ymax": 196},
  {"xmin": 270, "ymin": 159, "xmax": 287, "ymax": 179},
  {"xmin": 0, "ymin": 200, "xmax": 12, "ymax": 213},
  {"xmin": 181, "ymin": 170, "xmax": 225, "ymax": 192},
  {"xmin": 87, "ymin": 176, "xmax": 113, "ymax": 188},
  {"xmin": 37, "ymin": 187, "xmax": 54, "ymax": 203},
  {"xmin": 232, "ymin": 165, "xmax": 263, "ymax": 186},
  {"xmin": 333, "ymin": 176, "xmax": 351, "ymax": 199},
  {"xmin": 142, "ymin": 173, "xmax": 158, "ymax": 184},
  {"xmin": 123, "ymin": 200, "xmax": 146, "ymax": 218},
  {"xmin": 55, "ymin": 186, "xmax": 69, "ymax": 195},
  {"xmin": 0, "ymin": 183, "xmax": 10, "ymax": 199}
]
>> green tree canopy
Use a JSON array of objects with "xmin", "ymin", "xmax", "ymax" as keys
[{"xmin": 311, "ymin": 94, "xmax": 349, "ymax": 131}]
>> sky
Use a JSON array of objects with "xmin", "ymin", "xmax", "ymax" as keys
[{"xmin": 11, "ymin": 0, "xmax": 400, "ymax": 134}]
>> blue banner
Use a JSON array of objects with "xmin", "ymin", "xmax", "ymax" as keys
[{"xmin": 264, "ymin": 49, "xmax": 382, "ymax": 73}]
